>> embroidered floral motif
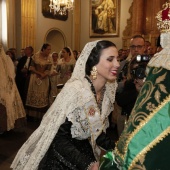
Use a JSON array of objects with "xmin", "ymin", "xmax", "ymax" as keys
[
  {"xmin": 146, "ymin": 102, "xmax": 156, "ymax": 111},
  {"xmin": 115, "ymin": 67, "xmax": 170, "ymax": 169}
]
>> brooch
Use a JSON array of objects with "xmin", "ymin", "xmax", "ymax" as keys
[{"xmin": 88, "ymin": 107, "xmax": 95, "ymax": 116}]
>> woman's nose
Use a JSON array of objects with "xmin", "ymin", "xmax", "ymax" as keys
[{"xmin": 115, "ymin": 60, "xmax": 120, "ymax": 69}]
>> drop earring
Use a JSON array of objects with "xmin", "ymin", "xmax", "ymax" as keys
[{"xmin": 90, "ymin": 66, "xmax": 97, "ymax": 80}]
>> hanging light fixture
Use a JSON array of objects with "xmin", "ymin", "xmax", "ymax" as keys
[{"xmin": 49, "ymin": 0, "xmax": 74, "ymax": 15}]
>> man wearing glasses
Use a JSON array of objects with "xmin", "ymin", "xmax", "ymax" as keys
[
  {"xmin": 116, "ymin": 35, "xmax": 146, "ymax": 137},
  {"xmin": 129, "ymin": 34, "xmax": 145, "ymax": 57}
]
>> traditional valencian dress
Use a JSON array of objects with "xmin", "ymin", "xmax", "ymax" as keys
[
  {"xmin": 99, "ymin": 3, "xmax": 170, "ymax": 170},
  {"xmin": 0, "ymin": 44, "xmax": 26, "ymax": 132},
  {"xmin": 57, "ymin": 51, "xmax": 75, "ymax": 86},
  {"xmin": 11, "ymin": 40, "xmax": 117, "ymax": 170},
  {"xmin": 26, "ymin": 52, "xmax": 52, "ymax": 117},
  {"xmin": 49, "ymin": 61, "xmax": 59, "ymax": 105}
]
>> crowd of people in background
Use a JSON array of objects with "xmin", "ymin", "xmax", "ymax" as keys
[
  {"xmin": 1, "ymin": 43, "xmax": 81, "ymax": 133},
  {"xmin": 1, "ymin": 34, "xmax": 162, "ymax": 135}
]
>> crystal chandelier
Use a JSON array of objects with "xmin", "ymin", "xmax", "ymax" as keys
[{"xmin": 49, "ymin": 0, "xmax": 74, "ymax": 15}]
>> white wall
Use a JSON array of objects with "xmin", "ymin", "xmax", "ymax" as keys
[{"xmin": 80, "ymin": 0, "xmax": 133, "ymax": 51}]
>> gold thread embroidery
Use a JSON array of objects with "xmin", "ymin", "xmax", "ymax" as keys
[
  {"xmin": 129, "ymin": 127, "xmax": 170, "ymax": 170},
  {"xmin": 115, "ymin": 95, "xmax": 170, "ymax": 167}
]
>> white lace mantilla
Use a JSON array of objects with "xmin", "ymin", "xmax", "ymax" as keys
[
  {"xmin": 148, "ymin": 32, "xmax": 170, "ymax": 70},
  {"xmin": 0, "ymin": 44, "xmax": 26, "ymax": 131}
]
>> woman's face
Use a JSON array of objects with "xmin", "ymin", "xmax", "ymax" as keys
[
  {"xmin": 61, "ymin": 49, "xmax": 69, "ymax": 59},
  {"xmin": 95, "ymin": 46, "xmax": 120, "ymax": 82},
  {"xmin": 52, "ymin": 53, "xmax": 58, "ymax": 62},
  {"xmin": 43, "ymin": 45, "xmax": 51, "ymax": 56},
  {"xmin": 6, "ymin": 51, "xmax": 12, "ymax": 58}
]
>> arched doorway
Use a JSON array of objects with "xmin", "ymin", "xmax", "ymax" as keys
[{"xmin": 45, "ymin": 28, "xmax": 66, "ymax": 53}]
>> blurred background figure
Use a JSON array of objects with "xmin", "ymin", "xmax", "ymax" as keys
[
  {"xmin": 77, "ymin": 51, "xmax": 81, "ymax": 59},
  {"xmin": 49, "ymin": 52, "xmax": 59, "ymax": 105},
  {"xmin": 73, "ymin": 49, "xmax": 78, "ymax": 60},
  {"xmin": 144, "ymin": 40, "xmax": 151, "ymax": 54},
  {"xmin": 6, "ymin": 50, "xmax": 18, "ymax": 72},
  {"xmin": 147, "ymin": 45, "xmax": 155, "ymax": 57},
  {"xmin": 15, "ymin": 46, "xmax": 34, "ymax": 106},
  {"xmin": 0, "ymin": 44, "xmax": 26, "ymax": 134},
  {"xmin": 26, "ymin": 43, "xmax": 52, "ymax": 120},
  {"xmin": 57, "ymin": 47, "xmax": 76, "ymax": 86},
  {"xmin": 17, "ymin": 48, "xmax": 25, "ymax": 61}
]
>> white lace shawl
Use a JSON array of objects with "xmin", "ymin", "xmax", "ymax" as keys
[
  {"xmin": 148, "ymin": 32, "xmax": 170, "ymax": 70},
  {"xmin": 11, "ymin": 40, "xmax": 117, "ymax": 170},
  {"xmin": 0, "ymin": 44, "xmax": 26, "ymax": 130}
]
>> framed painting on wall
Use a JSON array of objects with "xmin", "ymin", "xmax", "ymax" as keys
[{"xmin": 90, "ymin": 0, "xmax": 120, "ymax": 37}]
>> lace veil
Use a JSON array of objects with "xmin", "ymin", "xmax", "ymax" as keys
[
  {"xmin": 148, "ymin": 32, "xmax": 170, "ymax": 70},
  {"xmin": 11, "ymin": 40, "xmax": 117, "ymax": 170},
  {"xmin": 58, "ymin": 46, "xmax": 76, "ymax": 65},
  {"xmin": 0, "ymin": 44, "xmax": 25, "ymax": 131}
]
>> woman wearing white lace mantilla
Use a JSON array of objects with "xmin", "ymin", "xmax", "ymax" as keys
[
  {"xmin": 0, "ymin": 44, "xmax": 26, "ymax": 133},
  {"xmin": 57, "ymin": 47, "xmax": 76, "ymax": 86},
  {"xmin": 11, "ymin": 40, "xmax": 120, "ymax": 170}
]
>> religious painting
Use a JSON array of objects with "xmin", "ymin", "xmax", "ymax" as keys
[
  {"xmin": 42, "ymin": 0, "xmax": 68, "ymax": 21},
  {"xmin": 90, "ymin": 0, "xmax": 120, "ymax": 37}
]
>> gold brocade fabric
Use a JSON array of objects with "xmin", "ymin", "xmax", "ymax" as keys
[{"xmin": 115, "ymin": 66, "xmax": 170, "ymax": 170}]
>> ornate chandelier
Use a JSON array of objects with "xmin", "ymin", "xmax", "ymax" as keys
[{"xmin": 49, "ymin": 0, "xmax": 74, "ymax": 15}]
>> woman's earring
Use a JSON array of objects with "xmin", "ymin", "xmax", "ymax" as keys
[{"xmin": 91, "ymin": 66, "xmax": 97, "ymax": 80}]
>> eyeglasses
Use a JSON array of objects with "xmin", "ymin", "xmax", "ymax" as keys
[{"xmin": 130, "ymin": 45, "xmax": 144, "ymax": 50}]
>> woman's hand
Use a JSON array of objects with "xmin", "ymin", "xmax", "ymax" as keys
[
  {"xmin": 89, "ymin": 162, "xmax": 99, "ymax": 170},
  {"xmin": 40, "ymin": 72, "xmax": 47, "ymax": 79}
]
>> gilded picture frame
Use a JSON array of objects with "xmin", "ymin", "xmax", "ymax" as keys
[{"xmin": 90, "ymin": 0, "xmax": 120, "ymax": 37}]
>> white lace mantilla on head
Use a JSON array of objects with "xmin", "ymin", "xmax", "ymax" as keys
[
  {"xmin": 11, "ymin": 40, "xmax": 117, "ymax": 170},
  {"xmin": 148, "ymin": 32, "xmax": 170, "ymax": 70}
]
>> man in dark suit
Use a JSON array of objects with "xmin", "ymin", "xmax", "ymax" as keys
[{"xmin": 15, "ymin": 46, "xmax": 34, "ymax": 106}]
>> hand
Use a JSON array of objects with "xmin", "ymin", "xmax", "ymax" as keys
[
  {"xmin": 89, "ymin": 162, "xmax": 99, "ymax": 170},
  {"xmin": 29, "ymin": 66, "xmax": 34, "ymax": 71},
  {"xmin": 51, "ymin": 71, "xmax": 58, "ymax": 76},
  {"xmin": 40, "ymin": 72, "xmax": 47, "ymax": 79},
  {"xmin": 134, "ymin": 78, "xmax": 144, "ymax": 92}
]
